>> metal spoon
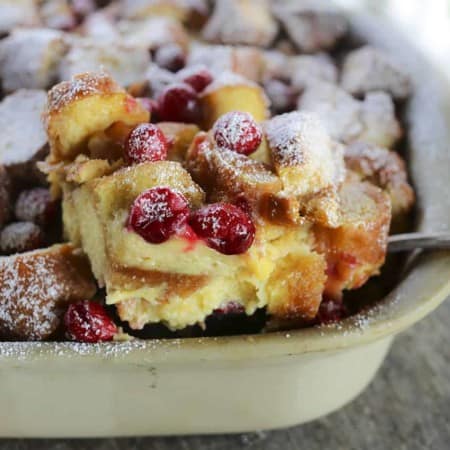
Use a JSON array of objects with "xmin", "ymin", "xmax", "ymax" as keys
[{"xmin": 388, "ymin": 232, "xmax": 450, "ymax": 252}]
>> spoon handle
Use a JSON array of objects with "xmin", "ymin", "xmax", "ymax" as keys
[{"xmin": 388, "ymin": 232, "xmax": 450, "ymax": 252}]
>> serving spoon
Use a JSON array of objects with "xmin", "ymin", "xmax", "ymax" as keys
[{"xmin": 388, "ymin": 232, "xmax": 450, "ymax": 252}]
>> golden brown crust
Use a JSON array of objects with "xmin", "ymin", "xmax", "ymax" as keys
[
  {"xmin": 267, "ymin": 251, "xmax": 327, "ymax": 320},
  {"xmin": 46, "ymin": 72, "xmax": 122, "ymax": 115},
  {"xmin": 110, "ymin": 265, "xmax": 209, "ymax": 302},
  {"xmin": 314, "ymin": 180, "xmax": 391, "ymax": 299},
  {"xmin": 158, "ymin": 122, "xmax": 200, "ymax": 162},
  {"xmin": 0, "ymin": 244, "xmax": 96, "ymax": 340},
  {"xmin": 344, "ymin": 141, "xmax": 415, "ymax": 218}
]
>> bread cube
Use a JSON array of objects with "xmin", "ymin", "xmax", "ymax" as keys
[{"xmin": 0, "ymin": 244, "xmax": 96, "ymax": 340}]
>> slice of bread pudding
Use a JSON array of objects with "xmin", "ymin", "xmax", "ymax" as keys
[{"xmin": 45, "ymin": 72, "xmax": 392, "ymax": 331}]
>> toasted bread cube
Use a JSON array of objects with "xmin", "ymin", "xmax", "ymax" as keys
[
  {"xmin": 341, "ymin": 46, "xmax": 411, "ymax": 100},
  {"xmin": 314, "ymin": 180, "xmax": 391, "ymax": 299},
  {"xmin": 118, "ymin": 0, "xmax": 209, "ymax": 24},
  {"xmin": 59, "ymin": 39, "xmax": 150, "ymax": 88},
  {"xmin": 39, "ymin": 0, "xmax": 76, "ymax": 30},
  {"xmin": 200, "ymin": 72, "xmax": 270, "ymax": 129},
  {"xmin": 203, "ymin": 0, "xmax": 278, "ymax": 47},
  {"xmin": 45, "ymin": 72, "xmax": 149, "ymax": 163},
  {"xmin": 289, "ymin": 53, "xmax": 338, "ymax": 91},
  {"xmin": 0, "ymin": 89, "xmax": 48, "ymax": 185},
  {"xmin": 0, "ymin": 244, "xmax": 97, "ymax": 340},
  {"xmin": 0, "ymin": 0, "xmax": 39, "ymax": 35},
  {"xmin": 265, "ymin": 111, "xmax": 343, "ymax": 197},
  {"xmin": 188, "ymin": 43, "xmax": 264, "ymax": 82},
  {"xmin": 119, "ymin": 16, "xmax": 190, "ymax": 52},
  {"xmin": 158, "ymin": 122, "xmax": 200, "ymax": 162},
  {"xmin": 272, "ymin": 0, "xmax": 348, "ymax": 53},
  {"xmin": 299, "ymin": 81, "xmax": 402, "ymax": 148},
  {"xmin": 209, "ymin": 148, "xmax": 282, "ymax": 208},
  {"xmin": 344, "ymin": 141, "xmax": 415, "ymax": 222},
  {"xmin": 0, "ymin": 29, "xmax": 68, "ymax": 93}
]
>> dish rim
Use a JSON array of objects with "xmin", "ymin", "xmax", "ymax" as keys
[{"xmin": 1, "ymin": 11, "xmax": 449, "ymax": 363}]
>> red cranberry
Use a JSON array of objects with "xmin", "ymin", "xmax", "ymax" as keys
[
  {"xmin": 154, "ymin": 44, "xmax": 186, "ymax": 72},
  {"xmin": 157, "ymin": 83, "xmax": 202, "ymax": 124},
  {"xmin": 316, "ymin": 298, "xmax": 348, "ymax": 325},
  {"xmin": 179, "ymin": 67, "xmax": 213, "ymax": 93},
  {"xmin": 213, "ymin": 301, "xmax": 245, "ymax": 316},
  {"xmin": 64, "ymin": 300, "xmax": 117, "ymax": 343},
  {"xmin": 14, "ymin": 188, "xmax": 56, "ymax": 227},
  {"xmin": 124, "ymin": 123, "xmax": 168, "ymax": 164},
  {"xmin": 0, "ymin": 222, "xmax": 43, "ymax": 254},
  {"xmin": 127, "ymin": 187, "xmax": 190, "ymax": 244},
  {"xmin": 189, "ymin": 203, "xmax": 255, "ymax": 255},
  {"xmin": 213, "ymin": 111, "xmax": 262, "ymax": 155}
]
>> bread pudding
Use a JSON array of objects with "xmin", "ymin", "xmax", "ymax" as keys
[{"xmin": 0, "ymin": 0, "xmax": 416, "ymax": 342}]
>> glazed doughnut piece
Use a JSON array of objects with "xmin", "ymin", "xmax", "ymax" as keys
[
  {"xmin": 344, "ymin": 141, "xmax": 415, "ymax": 219},
  {"xmin": 0, "ymin": 89, "xmax": 48, "ymax": 185},
  {"xmin": 272, "ymin": 0, "xmax": 348, "ymax": 53},
  {"xmin": 59, "ymin": 39, "xmax": 151, "ymax": 88},
  {"xmin": 314, "ymin": 180, "xmax": 391, "ymax": 300},
  {"xmin": 202, "ymin": 0, "xmax": 278, "ymax": 47},
  {"xmin": 0, "ymin": 243, "xmax": 97, "ymax": 340},
  {"xmin": 0, "ymin": 28, "xmax": 68, "ymax": 92},
  {"xmin": 0, "ymin": 0, "xmax": 39, "ymax": 35},
  {"xmin": 45, "ymin": 72, "xmax": 149, "ymax": 164},
  {"xmin": 199, "ymin": 72, "xmax": 270, "ymax": 129},
  {"xmin": 341, "ymin": 46, "xmax": 411, "ymax": 100},
  {"xmin": 299, "ymin": 81, "xmax": 402, "ymax": 148}
]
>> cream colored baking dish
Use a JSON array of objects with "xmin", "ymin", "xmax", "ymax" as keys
[{"xmin": 0, "ymin": 13, "xmax": 449, "ymax": 437}]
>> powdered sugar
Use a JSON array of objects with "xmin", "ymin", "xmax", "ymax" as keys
[
  {"xmin": 47, "ymin": 72, "xmax": 122, "ymax": 113},
  {"xmin": 0, "ymin": 245, "xmax": 96, "ymax": 340},
  {"xmin": 0, "ymin": 222, "xmax": 42, "ymax": 254},
  {"xmin": 0, "ymin": 89, "xmax": 48, "ymax": 166}
]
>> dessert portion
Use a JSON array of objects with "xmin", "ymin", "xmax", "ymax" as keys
[{"xmin": 0, "ymin": 0, "xmax": 416, "ymax": 342}]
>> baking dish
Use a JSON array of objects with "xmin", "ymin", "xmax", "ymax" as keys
[{"xmin": 0, "ymin": 12, "xmax": 449, "ymax": 437}]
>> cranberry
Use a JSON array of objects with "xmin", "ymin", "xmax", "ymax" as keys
[
  {"xmin": 127, "ymin": 187, "xmax": 190, "ymax": 244},
  {"xmin": 124, "ymin": 123, "xmax": 168, "ymax": 164},
  {"xmin": 64, "ymin": 300, "xmax": 117, "ymax": 343},
  {"xmin": 316, "ymin": 298, "xmax": 348, "ymax": 325},
  {"xmin": 213, "ymin": 111, "xmax": 262, "ymax": 155},
  {"xmin": 157, "ymin": 83, "xmax": 202, "ymax": 124},
  {"xmin": 154, "ymin": 44, "xmax": 186, "ymax": 72},
  {"xmin": 0, "ymin": 222, "xmax": 43, "ymax": 254},
  {"xmin": 213, "ymin": 301, "xmax": 245, "ymax": 316},
  {"xmin": 189, "ymin": 203, "xmax": 255, "ymax": 255},
  {"xmin": 179, "ymin": 67, "xmax": 213, "ymax": 93},
  {"xmin": 14, "ymin": 188, "xmax": 56, "ymax": 227}
]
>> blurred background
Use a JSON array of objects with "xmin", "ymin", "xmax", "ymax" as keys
[{"xmin": 337, "ymin": 0, "xmax": 450, "ymax": 80}]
